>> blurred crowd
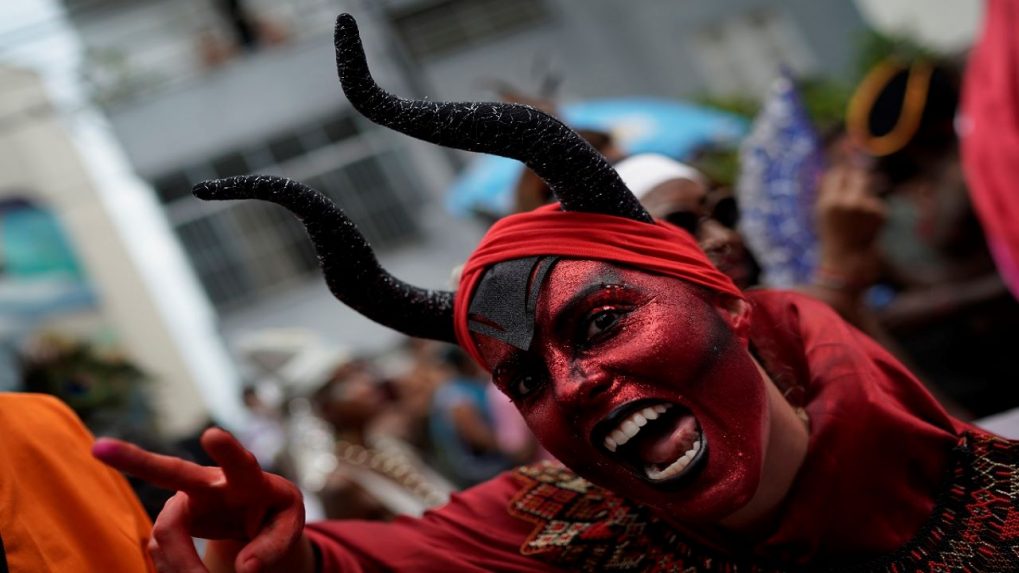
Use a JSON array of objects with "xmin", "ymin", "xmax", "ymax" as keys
[{"xmin": 242, "ymin": 336, "xmax": 552, "ymax": 522}]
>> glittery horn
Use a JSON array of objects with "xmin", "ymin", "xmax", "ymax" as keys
[
  {"xmin": 193, "ymin": 175, "xmax": 456, "ymax": 343},
  {"xmin": 333, "ymin": 13, "xmax": 652, "ymax": 223}
]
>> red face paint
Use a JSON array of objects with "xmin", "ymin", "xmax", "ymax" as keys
[{"xmin": 476, "ymin": 260, "xmax": 769, "ymax": 523}]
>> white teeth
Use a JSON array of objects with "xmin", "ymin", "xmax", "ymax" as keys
[
  {"xmin": 645, "ymin": 437, "xmax": 702, "ymax": 481},
  {"xmin": 599, "ymin": 402, "xmax": 701, "ymax": 481},
  {"xmin": 602, "ymin": 403, "xmax": 673, "ymax": 451}
]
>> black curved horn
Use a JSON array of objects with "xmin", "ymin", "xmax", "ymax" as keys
[
  {"xmin": 193, "ymin": 175, "xmax": 456, "ymax": 343},
  {"xmin": 334, "ymin": 13, "xmax": 652, "ymax": 223}
]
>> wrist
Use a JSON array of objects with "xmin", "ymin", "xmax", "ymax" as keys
[
  {"xmin": 811, "ymin": 264, "xmax": 871, "ymax": 296},
  {"xmin": 279, "ymin": 534, "xmax": 318, "ymax": 573}
]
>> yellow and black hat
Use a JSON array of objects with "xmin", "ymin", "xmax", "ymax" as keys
[{"xmin": 846, "ymin": 59, "xmax": 959, "ymax": 180}]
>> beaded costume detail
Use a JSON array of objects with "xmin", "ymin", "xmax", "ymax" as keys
[{"xmin": 508, "ymin": 433, "xmax": 1019, "ymax": 572}]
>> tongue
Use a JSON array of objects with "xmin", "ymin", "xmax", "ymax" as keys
[{"xmin": 635, "ymin": 414, "xmax": 699, "ymax": 465}]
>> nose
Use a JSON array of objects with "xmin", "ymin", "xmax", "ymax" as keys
[{"xmin": 550, "ymin": 358, "xmax": 613, "ymax": 408}]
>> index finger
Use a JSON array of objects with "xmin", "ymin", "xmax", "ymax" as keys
[
  {"xmin": 200, "ymin": 428, "xmax": 265, "ymax": 491},
  {"xmin": 93, "ymin": 438, "xmax": 217, "ymax": 491}
]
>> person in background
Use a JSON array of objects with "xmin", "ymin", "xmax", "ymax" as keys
[
  {"xmin": 429, "ymin": 347, "xmax": 513, "ymax": 487},
  {"xmin": 844, "ymin": 57, "xmax": 1019, "ymax": 416},
  {"xmin": 613, "ymin": 153, "xmax": 759, "ymax": 289},
  {"xmin": 485, "ymin": 381, "xmax": 555, "ymax": 464},
  {"xmin": 313, "ymin": 359, "xmax": 454, "ymax": 520},
  {"xmin": 238, "ymin": 386, "xmax": 287, "ymax": 475}
]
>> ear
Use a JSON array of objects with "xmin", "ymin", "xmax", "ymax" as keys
[{"xmin": 714, "ymin": 295, "xmax": 752, "ymax": 342}]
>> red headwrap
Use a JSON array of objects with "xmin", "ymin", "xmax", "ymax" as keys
[{"xmin": 454, "ymin": 204, "xmax": 744, "ymax": 367}]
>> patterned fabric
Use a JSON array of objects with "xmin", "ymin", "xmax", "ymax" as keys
[
  {"xmin": 737, "ymin": 72, "xmax": 823, "ymax": 288},
  {"xmin": 508, "ymin": 433, "xmax": 1019, "ymax": 572}
]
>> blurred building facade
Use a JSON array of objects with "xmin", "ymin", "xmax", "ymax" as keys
[{"xmin": 0, "ymin": 63, "xmax": 233, "ymax": 436}]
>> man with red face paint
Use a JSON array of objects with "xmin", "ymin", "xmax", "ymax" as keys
[{"xmin": 92, "ymin": 14, "xmax": 1019, "ymax": 573}]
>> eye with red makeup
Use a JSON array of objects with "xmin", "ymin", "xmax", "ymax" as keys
[
  {"xmin": 475, "ymin": 259, "xmax": 771, "ymax": 525},
  {"xmin": 491, "ymin": 355, "xmax": 544, "ymax": 402},
  {"xmin": 580, "ymin": 306, "xmax": 626, "ymax": 346},
  {"xmin": 567, "ymin": 284, "xmax": 642, "ymax": 350}
]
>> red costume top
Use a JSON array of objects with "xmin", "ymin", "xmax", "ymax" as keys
[{"xmin": 304, "ymin": 291, "xmax": 1010, "ymax": 571}]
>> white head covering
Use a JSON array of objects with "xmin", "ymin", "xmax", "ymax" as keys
[{"xmin": 613, "ymin": 153, "xmax": 706, "ymax": 200}]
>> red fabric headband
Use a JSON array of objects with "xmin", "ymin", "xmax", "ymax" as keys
[{"xmin": 454, "ymin": 204, "xmax": 745, "ymax": 368}]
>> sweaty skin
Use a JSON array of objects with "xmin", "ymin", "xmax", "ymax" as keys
[{"xmin": 475, "ymin": 260, "xmax": 773, "ymax": 523}]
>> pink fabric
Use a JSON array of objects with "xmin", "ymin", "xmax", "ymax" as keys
[
  {"xmin": 485, "ymin": 383, "xmax": 555, "ymax": 463},
  {"xmin": 960, "ymin": 0, "xmax": 1019, "ymax": 299},
  {"xmin": 454, "ymin": 204, "xmax": 743, "ymax": 367}
]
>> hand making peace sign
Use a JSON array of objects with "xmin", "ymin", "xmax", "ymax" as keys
[{"xmin": 92, "ymin": 428, "xmax": 314, "ymax": 573}]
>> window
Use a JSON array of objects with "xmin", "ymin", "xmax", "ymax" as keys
[
  {"xmin": 154, "ymin": 110, "xmax": 425, "ymax": 311},
  {"xmin": 267, "ymin": 133, "xmax": 307, "ymax": 164},
  {"xmin": 322, "ymin": 115, "xmax": 358, "ymax": 144},
  {"xmin": 211, "ymin": 151, "xmax": 251, "ymax": 179},
  {"xmin": 389, "ymin": 0, "xmax": 551, "ymax": 60}
]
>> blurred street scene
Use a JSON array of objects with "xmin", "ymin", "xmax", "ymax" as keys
[{"xmin": 3, "ymin": 0, "xmax": 1013, "ymax": 523}]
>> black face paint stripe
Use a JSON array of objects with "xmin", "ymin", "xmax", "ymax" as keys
[
  {"xmin": 467, "ymin": 256, "xmax": 560, "ymax": 352},
  {"xmin": 526, "ymin": 257, "xmax": 559, "ymax": 316}
]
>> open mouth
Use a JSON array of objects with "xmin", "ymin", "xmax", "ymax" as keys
[{"xmin": 594, "ymin": 398, "xmax": 707, "ymax": 484}]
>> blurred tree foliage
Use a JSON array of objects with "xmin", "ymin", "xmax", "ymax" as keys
[
  {"xmin": 855, "ymin": 28, "xmax": 943, "ymax": 77},
  {"xmin": 19, "ymin": 333, "xmax": 157, "ymax": 438}
]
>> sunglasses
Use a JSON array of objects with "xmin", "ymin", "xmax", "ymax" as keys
[{"xmin": 663, "ymin": 195, "xmax": 739, "ymax": 235}]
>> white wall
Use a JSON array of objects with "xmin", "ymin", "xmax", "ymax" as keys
[{"xmin": 855, "ymin": 0, "xmax": 983, "ymax": 52}]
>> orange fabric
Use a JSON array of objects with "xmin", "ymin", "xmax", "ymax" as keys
[{"xmin": 0, "ymin": 393, "xmax": 154, "ymax": 573}]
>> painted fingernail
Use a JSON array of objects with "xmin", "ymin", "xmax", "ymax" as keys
[{"xmin": 91, "ymin": 439, "xmax": 119, "ymax": 459}]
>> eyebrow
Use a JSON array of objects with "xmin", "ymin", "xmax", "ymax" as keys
[{"xmin": 551, "ymin": 269, "xmax": 625, "ymax": 335}]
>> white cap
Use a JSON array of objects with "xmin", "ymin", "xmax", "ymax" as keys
[{"xmin": 613, "ymin": 153, "xmax": 706, "ymax": 201}]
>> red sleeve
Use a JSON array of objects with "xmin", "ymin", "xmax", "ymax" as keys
[{"xmin": 304, "ymin": 471, "xmax": 562, "ymax": 573}]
